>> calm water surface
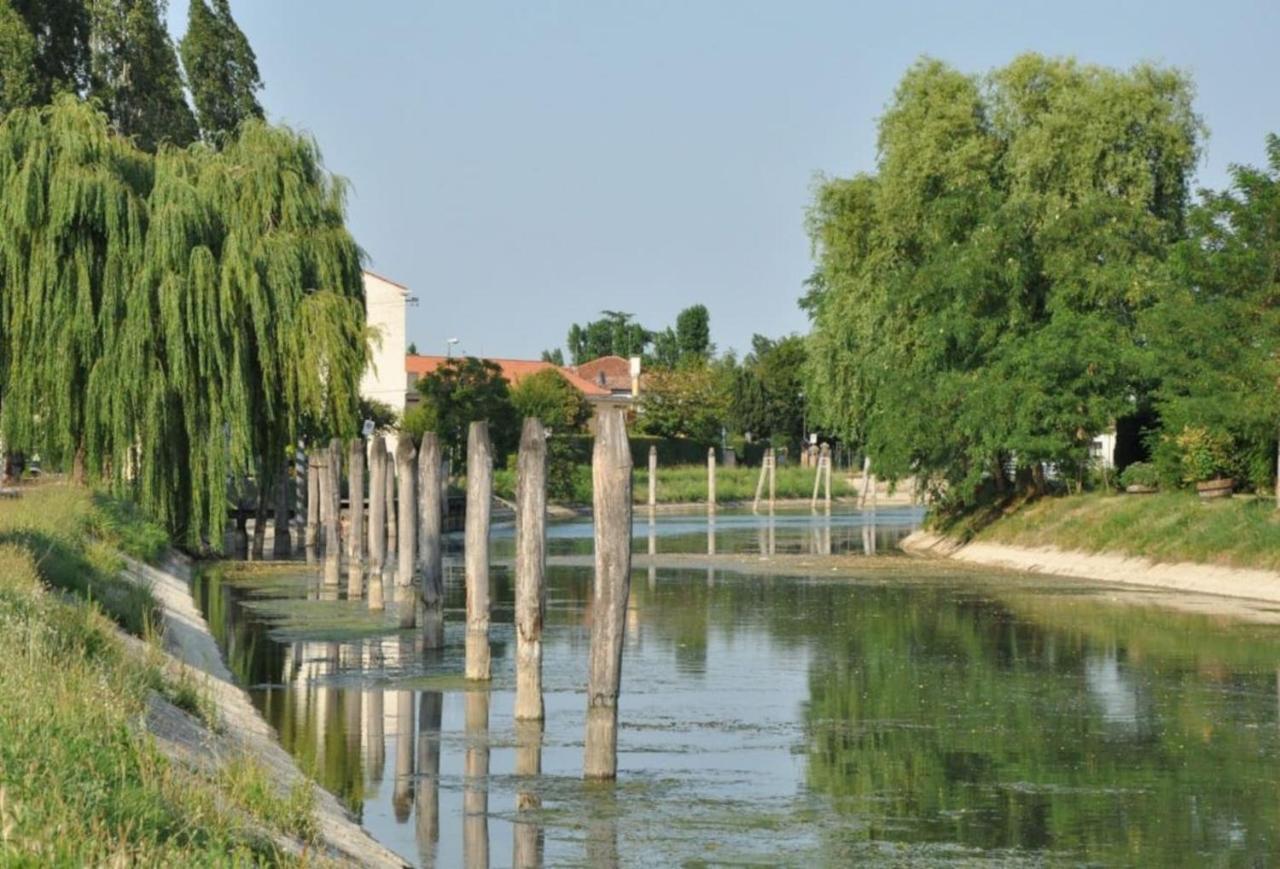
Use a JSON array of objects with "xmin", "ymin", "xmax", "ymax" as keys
[{"xmin": 194, "ymin": 508, "xmax": 1280, "ymax": 866}]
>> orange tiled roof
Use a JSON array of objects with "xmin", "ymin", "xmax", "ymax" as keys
[
  {"xmin": 573, "ymin": 355, "xmax": 634, "ymax": 392},
  {"xmin": 406, "ymin": 355, "xmax": 612, "ymax": 398}
]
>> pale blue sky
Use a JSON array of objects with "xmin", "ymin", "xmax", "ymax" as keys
[{"xmin": 168, "ymin": 1, "xmax": 1280, "ymax": 360}]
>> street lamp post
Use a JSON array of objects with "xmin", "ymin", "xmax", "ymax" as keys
[{"xmin": 446, "ymin": 337, "xmax": 460, "ymax": 359}]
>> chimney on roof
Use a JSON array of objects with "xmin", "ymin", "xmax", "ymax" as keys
[{"xmin": 629, "ymin": 356, "xmax": 642, "ymax": 399}]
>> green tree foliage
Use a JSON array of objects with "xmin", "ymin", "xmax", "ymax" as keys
[
  {"xmin": 805, "ymin": 55, "xmax": 1201, "ymax": 505},
  {"xmin": 1, "ymin": 0, "xmax": 91, "ymax": 108},
  {"xmin": 1142, "ymin": 135, "xmax": 1280, "ymax": 492},
  {"xmin": 732, "ymin": 334, "xmax": 806, "ymax": 447},
  {"xmin": 0, "ymin": 97, "xmax": 367, "ymax": 547},
  {"xmin": 566, "ymin": 310, "xmax": 650, "ymax": 365},
  {"xmin": 89, "ymin": 0, "xmax": 198, "ymax": 151},
  {"xmin": 509, "ymin": 368, "xmax": 590, "ymax": 431},
  {"xmin": 0, "ymin": 2, "xmax": 38, "ymax": 113},
  {"xmin": 636, "ymin": 364, "xmax": 730, "ymax": 445},
  {"xmin": 179, "ymin": 0, "xmax": 263, "ymax": 142},
  {"xmin": 540, "ymin": 347, "xmax": 565, "ymax": 366},
  {"xmin": 675, "ymin": 303, "xmax": 711, "ymax": 360},
  {"xmin": 402, "ymin": 357, "xmax": 518, "ymax": 460}
]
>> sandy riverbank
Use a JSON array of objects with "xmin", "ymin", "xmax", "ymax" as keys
[{"xmin": 901, "ymin": 531, "xmax": 1280, "ymax": 605}]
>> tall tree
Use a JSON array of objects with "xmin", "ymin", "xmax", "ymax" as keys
[
  {"xmin": 89, "ymin": 0, "xmax": 198, "ymax": 151},
  {"xmin": 805, "ymin": 54, "xmax": 1201, "ymax": 505},
  {"xmin": 675, "ymin": 304, "xmax": 711, "ymax": 360},
  {"xmin": 0, "ymin": 1, "xmax": 39, "ymax": 113},
  {"xmin": 9, "ymin": 0, "xmax": 91, "ymax": 102},
  {"xmin": 566, "ymin": 311, "xmax": 650, "ymax": 365},
  {"xmin": 179, "ymin": 0, "xmax": 262, "ymax": 141}
]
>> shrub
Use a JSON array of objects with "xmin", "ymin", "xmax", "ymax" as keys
[
  {"xmin": 1173, "ymin": 426, "xmax": 1236, "ymax": 484},
  {"xmin": 1118, "ymin": 462, "xmax": 1159, "ymax": 489}
]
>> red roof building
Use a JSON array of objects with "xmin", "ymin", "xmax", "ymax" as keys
[{"xmin": 405, "ymin": 355, "xmax": 622, "ymax": 407}]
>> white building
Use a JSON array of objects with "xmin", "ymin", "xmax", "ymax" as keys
[{"xmin": 359, "ymin": 271, "xmax": 411, "ymax": 412}]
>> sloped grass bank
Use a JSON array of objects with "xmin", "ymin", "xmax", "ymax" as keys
[
  {"xmin": 967, "ymin": 492, "xmax": 1280, "ymax": 572},
  {"xmin": 0, "ymin": 485, "xmax": 321, "ymax": 864}
]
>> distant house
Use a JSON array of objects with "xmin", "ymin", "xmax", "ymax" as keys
[
  {"xmin": 405, "ymin": 355, "xmax": 629, "ymax": 411},
  {"xmin": 359, "ymin": 271, "xmax": 412, "ymax": 412},
  {"xmin": 571, "ymin": 355, "xmax": 642, "ymax": 400}
]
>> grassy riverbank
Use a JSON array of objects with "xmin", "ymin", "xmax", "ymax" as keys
[
  {"xmin": 493, "ymin": 462, "xmax": 858, "ymax": 506},
  {"xmin": 955, "ymin": 492, "xmax": 1280, "ymax": 572},
  {"xmin": 0, "ymin": 485, "xmax": 320, "ymax": 864}
]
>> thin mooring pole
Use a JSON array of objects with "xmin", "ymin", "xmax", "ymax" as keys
[
  {"xmin": 395, "ymin": 437, "xmax": 417, "ymax": 591},
  {"xmin": 348, "ymin": 439, "xmax": 365, "ymax": 565},
  {"xmin": 822, "ymin": 443, "xmax": 832, "ymax": 511},
  {"xmin": 418, "ymin": 432, "xmax": 444, "ymax": 648},
  {"xmin": 768, "ymin": 448, "xmax": 777, "ymax": 512},
  {"xmin": 328, "ymin": 438, "xmax": 343, "ymax": 556},
  {"xmin": 385, "ymin": 449, "xmax": 398, "ymax": 561},
  {"xmin": 584, "ymin": 407, "xmax": 633, "ymax": 780},
  {"xmin": 810, "ymin": 449, "xmax": 823, "ymax": 511},
  {"xmin": 305, "ymin": 451, "xmax": 320, "ymax": 552},
  {"xmin": 752, "ymin": 454, "xmax": 767, "ymax": 514},
  {"xmin": 465, "ymin": 421, "xmax": 493, "ymax": 681},
  {"xmin": 515, "ymin": 418, "xmax": 548, "ymax": 721},
  {"xmin": 707, "ymin": 447, "xmax": 716, "ymax": 514},
  {"xmin": 648, "ymin": 445, "xmax": 657, "ymax": 510},
  {"xmin": 368, "ymin": 434, "xmax": 387, "ymax": 577}
]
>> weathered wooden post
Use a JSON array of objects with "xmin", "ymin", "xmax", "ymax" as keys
[
  {"xmin": 395, "ymin": 438, "xmax": 417, "ymax": 590},
  {"xmin": 513, "ymin": 720, "xmax": 544, "ymax": 869},
  {"xmin": 859, "ymin": 455, "xmax": 872, "ymax": 508},
  {"xmin": 348, "ymin": 439, "xmax": 365, "ymax": 565},
  {"xmin": 385, "ymin": 449, "xmax": 398, "ymax": 560},
  {"xmin": 272, "ymin": 466, "xmax": 292, "ymax": 558},
  {"xmin": 810, "ymin": 448, "xmax": 823, "ymax": 512},
  {"xmin": 515, "ymin": 418, "xmax": 548, "ymax": 722},
  {"xmin": 752, "ymin": 455, "xmax": 768, "ymax": 515},
  {"xmin": 648, "ymin": 445, "xmax": 657, "ymax": 511},
  {"xmin": 707, "ymin": 447, "xmax": 716, "ymax": 514},
  {"xmin": 418, "ymin": 432, "xmax": 444, "ymax": 648},
  {"xmin": 369, "ymin": 437, "xmax": 387, "ymax": 569},
  {"xmin": 316, "ymin": 450, "xmax": 333, "ymax": 555},
  {"xmin": 393, "ymin": 689, "xmax": 414, "ymax": 822},
  {"xmin": 768, "ymin": 448, "xmax": 777, "ymax": 512},
  {"xmin": 328, "ymin": 438, "xmax": 343, "ymax": 554},
  {"xmin": 250, "ymin": 484, "xmax": 269, "ymax": 560},
  {"xmin": 463, "ymin": 690, "xmax": 490, "ymax": 869},
  {"xmin": 822, "ymin": 443, "xmax": 832, "ymax": 511},
  {"xmin": 305, "ymin": 451, "xmax": 320, "ymax": 553},
  {"xmin": 465, "ymin": 421, "xmax": 493, "ymax": 681},
  {"xmin": 584, "ymin": 407, "xmax": 632, "ymax": 780}
]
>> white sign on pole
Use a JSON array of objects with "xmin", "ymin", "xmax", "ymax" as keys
[{"xmin": 361, "ymin": 419, "xmax": 376, "ymax": 438}]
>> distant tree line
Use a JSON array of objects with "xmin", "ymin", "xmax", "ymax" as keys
[{"xmin": 805, "ymin": 53, "xmax": 1280, "ymax": 508}]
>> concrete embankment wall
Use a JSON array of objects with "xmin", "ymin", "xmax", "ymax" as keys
[{"xmin": 902, "ymin": 531, "xmax": 1280, "ymax": 604}]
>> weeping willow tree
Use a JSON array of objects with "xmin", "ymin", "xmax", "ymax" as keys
[{"xmin": 0, "ymin": 96, "xmax": 369, "ymax": 548}]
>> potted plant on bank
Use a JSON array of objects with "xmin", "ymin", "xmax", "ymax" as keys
[
  {"xmin": 1175, "ymin": 425, "xmax": 1236, "ymax": 499},
  {"xmin": 1118, "ymin": 461, "xmax": 1159, "ymax": 494}
]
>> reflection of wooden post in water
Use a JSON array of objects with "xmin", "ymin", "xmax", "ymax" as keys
[
  {"xmin": 863, "ymin": 513, "xmax": 876, "ymax": 556},
  {"xmin": 396, "ymin": 438, "xmax": 418, "ymax": 629},
  {"xmin": 648, "ymin": 514, "xmax": 656, "ymax": 590},
  {"xmin": 365, "ymin": 683, "xmax": 385, "ymax": 785},
  {"xmin": 368, "ymin": 435, "xmax": 387, "ymax": 578},
  {"xmin": 585, "ymin": 788, "xmax": 619, "ymax": 868},
  {"xmin": 768, "ymin": 511, "xmax": 776, "ymax": 556},
  {"xmin": 585, "ymin": 408, "xmax": 632, "ymax": 780},
  {"xmin": 418, "ymin": 433, "xmax": 444, "ymax": 648},
  {"xmin": 513, "ymin": 720, "xmax": 544, "ymax": 869},
  {"xmin": 344, "ymin": 642, "xmax": 363, "ymax": 763},
  {"xmin": 707, "ymin": 512, "xmax": 715, "ymax": 556},
  {"xmin": 707, "ymin": 447, "xmax": 716, "ymax": 514},
  {"xmin": 393, "ymin": 689, "xmax": 415, "ymax": 822},
  {"xmin": 515, "ymin": 419, "xmax": 547, "ymax": 721},
  {"xmin": 417, "ymin": 691, "xmax": 443, "ymax": 867},
  {"xmin": 305, "ymin": 451, "xmax": 320, "ymax": 554},
  {"xmin": 466, "ymin": 421, "xmax": 493, "ymax": 681},
  {"xmin": 348, "ymin": 439, "xmax": 365, "ymax": 565},
  {"xmin": 648, "ymin": 445, "xmax": 657, "ymax": 509},
  {"xmin": 273, "ymin": 467, "xmax": 292, "ymax": 558},
  {"xmin": 463, "ymin": 690, "xmax": 490, "ymax": 869}
]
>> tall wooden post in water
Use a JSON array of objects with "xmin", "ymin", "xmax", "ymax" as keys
[
  {"xmin": 305, "ymin": 452, "xmax": 320, "ymax": 551},
  {"xmin": 328, "ymin": 438, "xmax": 343, "ymax": 554},
  {"xmin": 465, "ymin": 421, "xmax": 493, "ymax": 681},
  {"xmin": 648, "ymin": 445, "xmax": 657, "ymax": 509},
  {"xmin": 707, "ymin": 447, "xmax": 716, "ymax": 514},
  {"xmin": 584, "ymin": 407, "xmax": 632, "ymax": 780},
  {"xmin": 273, "ymin": 467, "xmax": 292, "ymax": 558},
  {"xmin": 395, "ymin": 438, "xmax": 417, "ymax": 591},
  {"xmin": 348, "ymin": 439, "xmax": 365, "ymax": 565},
  {"xmin": 368, "ymin": 435, "xmax": 387, "ymax": 577},
  {"xmin": 418, "ymin": 432, "xmax": 444, "ymax": 647},
  {"xmin": 768, "ymin": 448, "xmax": 777, "ymax": 512},
  {"xmin": 515, "ymin": 419, "xmax": 548, "ymax": 722},
  {"xmin": 384, "ymin": 451, "xmax": 398, "ymax": 561}
]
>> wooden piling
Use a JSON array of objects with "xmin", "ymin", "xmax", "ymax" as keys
[
  {"xmin": 584, "ymin": 407, "xmax": 632, "ymax": 780},
  {"xmin": 810, "ymin": 449, "xmax": 823, "ymax": 511},
  {"xmin": 317, "ymin": 451, "xmax": 334, "ymax": 554},
  {"xmin": 648, "ymin": 445, "xmax": 657, "ymax": 509},
  {"xmin": 395, "ymin": 438, "xmax": 417, "ymax": 590},
  {"xmin": 752, "ymin": 455, "xmax": 768, "ymax": 515},
  {"xmin": 273, "ymin": 467, "xmax": 292, "ymax": 558},
  {"xmin": 515, "ymin": 419, "xmax": 548, "ymax": 721},
  {"xmin": 768, "ymin": 449, "xmax": 777, "ymax": 512},
  {"xmin": 384, "ymin": 448, "xmax": 397, "ymax": 560},
  {"xmin": 250, "ymin": 484, "xmax": 268, "ymax": 560},
  {"xmin": 418, "ymin": 432, "xmax": 444, "ymax": 648},
  {"xmin": 707, "ymin": 447, "xmax": 716, "ymax": 514},
  {"xmin": 465, "ymin": 421, "xmax": 493, "ymax": 681},
  {"xmin": 348, "ymin": 439, "xmax": 365, "ymax": 565},
  {"xmin": 859, "ymin": 455, "xmax": 872, "ymax": 508},
  {"xmin": 305, "ymin": 452, "xmax": 320, "ymax": 551},
  {"xmin": 822, "ymin": 443, "xmax": 832, "ymax": 510},
  {"xmin": 368, "ymin": 435, "xmax": 387, "ymax": 576},
  {"xmin": 328, "ymin": 438, "xmax": 343, "ymax": 555}
]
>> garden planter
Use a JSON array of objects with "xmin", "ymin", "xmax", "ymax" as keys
[
  {"xmin": 1125, "ymin": 484, "xmax": 1157, "ymax": 495},
  {"xmin": 1196, "ymin": 478, "xmax": 1235, "ymax": 499}
]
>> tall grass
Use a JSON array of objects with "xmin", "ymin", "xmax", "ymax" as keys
[
  {"xmin": 0, "ymin": 485, "xmax": 321, "ymax": 863},
  {"xmin": 976, "ymin": 492, "xmax": 1280, "ymax": 571}
]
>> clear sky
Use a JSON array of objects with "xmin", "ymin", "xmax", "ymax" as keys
[{"xmin": 168, "ymin": 1, "xmax": 1280, "ymax": 361}]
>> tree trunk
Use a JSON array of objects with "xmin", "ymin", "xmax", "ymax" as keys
[
  {"xmin": 515, "ymin": 419, "xmax": 548, "ymax": 721},
  {"xmin": 465, "ymin": 421, "xmax": 493, "ymax": 681},
  {"xmin": 584, "ymin": 407, "xmax": 632, "ymax": 780}
]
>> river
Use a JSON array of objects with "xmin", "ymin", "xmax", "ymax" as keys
[{"xmin": 194, "ymin": 507, "xmax": 1280, "ymax": 866}]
